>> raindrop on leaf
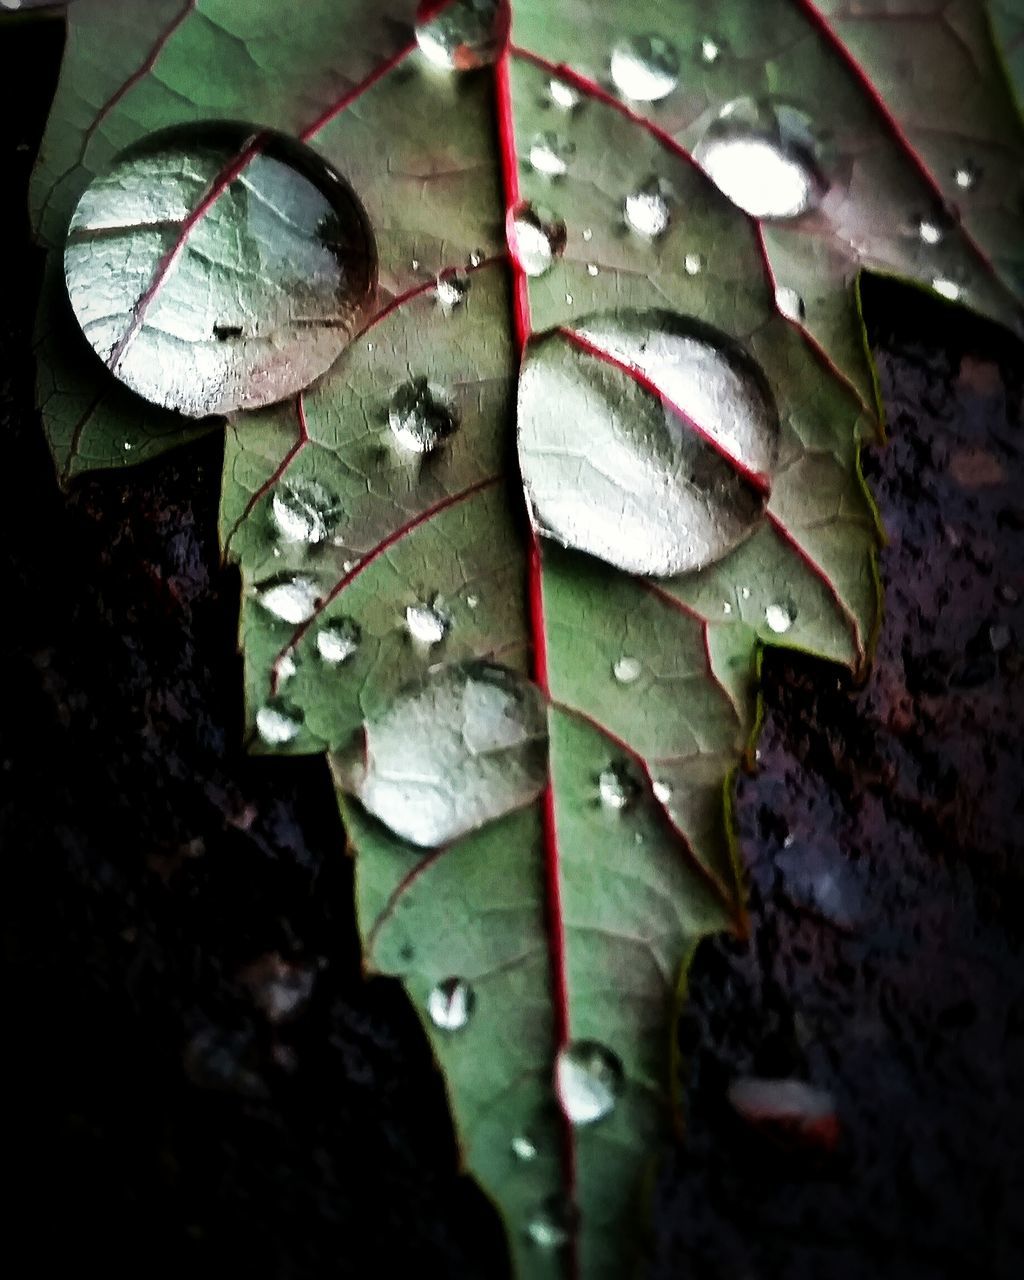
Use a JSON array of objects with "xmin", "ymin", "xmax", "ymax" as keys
[
  {"xmin": 954, "ymin": 162, "xmax": 979, "ymax": 191},
  {"xmin": 557, "ymin": 1040, "xmax": 624, "ymax": 1125},
  {"xmin": 316, "ymin": 617, "xmax": 361, "ymax": 665},
  {"xmin": 414, "ymin": 0, "xmax": 507, "ymax": 72},
  {"xmin": 510, "ymin": 203, "xmax": 567, "ymax": 277},
  {"xmin": 610, "ymin": 34, "xmax": 680, "ymax": 102},
  {"xmin": 512, "ymin": 1134, "xmax": 538, "ymax": 1161},
  {"xmin": 435, "ymin": 274, "xmax": 469, "ymax": 312},
  {"xmin": 388, "ymin": 377, "xmax": 459, "ymax": 453},
  {"xmin": 427, "ymin": 977, "xmax": 475, "ymax": 1030},
  {"xmin": 257, "ymin": 575, "xmax": 321, "ymax": 624},
  {"xmin": 613, "ymin": 655, "xmax": 642, "ymax": 684},
  {"xmin": 64, "ymin": 123, "xmax": 377, "ymax": 417},
  {"xmin": 932, "ymin": 276, "xmax": 962, "ymax": 301},
  {"xmin": 271, "ymin": 477, "xmax": 341, "ymax": 545},
  {"xmin": 624, "ymin": 179, "xmax": 671, "ymax": 239},
  {"xmin": 775, "ymin": 285, "xmax": 805, "ymax": 321},
  {"xmin": 765, "ymin": 601, "xmax": 795, "ymax": 634},
  {"xmin": 684, "ymin": 252, "xmax": 704, "ymax": 275},
  {"xmin": 527, "ymin": 1198, "xmax": 573, "ymax": 1249},
  {"xmin": 256, "ymin": 701, "xmax": 304, "ymax": 745},
  {"xmin": 529, "ymin": 131, "xmax": 575, "ymax": 178},
  {"xmin": 549, "ymin": 77, "xmax": 581, "ymax": 110},
  {"xmin": 598, "ymin": 761, "xmax": 640, "ymax": 811},
  {"xmin": 405, "ymin": 599, "xmax": 449, "ymax": 646}
]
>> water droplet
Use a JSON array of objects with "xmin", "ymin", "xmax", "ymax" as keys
[
  {"xmin": 526, "ymin": 1199, "xmax": 572, "ymax": 1249},
  {"xmin": 435, "ymin": 273, "xmax": 469, "ymax": 312},
  {"xmin": 411, "ymin": 257, "xmax": 420, "ymax": 271},
  {"xmin": 468, "ymin": 249, "xmax": 484, "ymax": 267},
  {"xmin": 549, "ymin": 77, "xmax": 581, "ymax": 110},
  {"xmin": 335, "ymin": 661, "xmax": 548, "ymax": 847},
  {"xmin": 529, "ymin": 131, "xmax": 574, "ymax": 178},
  {"xmin": 466, "ymin": 593, "xmax": 479, "ymax": 609},
  {"xmin": 695, "ymin": 99, "xmax": 825, "ymax": 219},
  {"xmin": 775, "ymin": 285, "xmax": 805, "ymax": 321},
  {"xmin": 613, "ymin": 655, "xmax": 642, "ymax": 683},
  {"xmin": 256, "ymin": 701, "xmax": 303, "ymax": 745},
  {"xmin": 582, "ymin": 227, "xmax": 593, "ymax": 242},
  {"xmin": 557, "ymin": 1040, "xmax": 624, "ymax": 1125},
  {"xmin": 954, "ymin": 162, "xmax": 979, "ymax": 191},
  {"xmin": 511, "ymin": 203, "xmax": 567, "ymax": 277},
  {"xmin": 271, "ymin": 477, "xmax": 341, "ymax": 545},
  {"xmin": 610, "ymin": 34, "xmax": 680, "ymax": 102},
  {"xmin": 700, "ymin": 36, "xmax": 721, "ymax": 64},
  {"xmin": 565, "ymin": 292, "xmax": 574, "ymax": 305},
  {"xmin": 388, "ymin": 377, "xmax": 459, "ymax": 452},
  {"xmin": 624, "ymin": 179, "xmax": 671, "ymax": 239},
  {"xmin": 415, "ymin": 0, "xmax": 507, "ymax": 72},
  {"xmin": 587, "ymin": 263, "xmax": 599, "ymax": 277},
  {"xmin": 684, "ymin": 252, "xmax": 704, "ymax": 275},
  {"xmin": 512, "ymin": 1134, "xmax": 537, "ymax": 1161},
  {"xmin": 598, "ymin": 761, "xmax": 640, "ymax": 811},
  {"xmin": 316, "ymin": 617, "xmax": 360, "ymax": 665},
  {"xmin": 276, "ymin": 652, "xmax": 297, "ymax": 683},
  {"xmin": 932, "ymin": 276, "xmax": 962, "ymax": 302},
  {"xmin": 64, "ymin": 123, "xmax": 377, "ymax": 417},
  {"xmin": 917, "ymin": 217, "xmax": 943, "ymax": 246},
  {"xmin": 257, "ymin": 575, "xmax": 320, "ymax": 624},
  {"xmin": 520, "ymin": 310, "xmax": 778, "ymax": 577},
  {"xmin": 427, "ymin": 977, "xmax": 475, "ymax": 1030},
  {"xmin": 740, "ymin": 586, "xmax": 751, "ymax": 600},
  {"xmin": 122, "ymin": 441, "xmax": 133, "ymax": 451},
  {"xmin": 652, "ymin": 778, "xmax": 672, "ymax": 803},
  {"xmin": 764, "ymin": 601, "xmax": 794, "ymax": 634},
  {"xmin": 723, "ymin": 601, "xmax": 733, "ymax": 614},
  {"xmin": 405, "ymin": 599, "xmax": 449, "ymax": 645}
]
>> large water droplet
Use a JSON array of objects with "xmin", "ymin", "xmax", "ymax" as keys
[
  {"xmin": 695, "ymin": 99, "xmax": 825, "ymax": 220},
  {"xmin": 624, "ymin": 178, "xmax": 671, "ymax": 239},
  {"xmin": 257, "ymin": 574, "xmax": 321, "ymax": 624},
  {"xmin": 405, "ymin": 599, "xmax": 449, "ymax": 645},
  {"xmin": 271, "ymin": 477, "xmax": 341, "ymax": 545},
  {"xmin": 557, "ymin": 1040, "xmax": 624, "ymax": 1125},
  {"xmin": 316, "ymin": 617, "xmax": 360, "ymax": 665},
  {"xmin": 256, "ymin": 701, "xmax": 303, "ymax": 745},
  {"xmin": 598, "ymin": 761, "xmax": 640, "ymax": 811},
  {"xmin": 610, "ymin": 34, "xmax": 680, "ymax": 102},
  {"xmin": 335, "ymin": 661, "xmax": 548, "ymax": 848},
  {"xmin": 526, "ymin": 1199, "xmax": 573, "ymax": 1249},
  {"xmin": 529, "ymin": 131, "xmax": 575, "ymax": 178},
  {"xmin": 765, "ymin": 601, "xmax": 795, "ymax": 634},
  {"xmin": 427, "ymin": 977, "xmax": 475, "ymax": 1030},
  {"xmin": 519, "ymin": 310, "xmax": 778, "ymax": 577},
  {"xmin": 64, "ymin": 123, "xmax": 377, "ymax": 417},
  {"xmin": 613, "ymin": 655, "xmax": 642, "ymax": 684},
  {"xmin": 511, "ymin": 203, "xmax": 567, "ymax": 277},
  {"xmin": 415, "ymin": 0, "xmax": 507, "ymax": 72},
  {"xmin": 388, "ymin": 377, "xmax": 459, "ymax": 452}
]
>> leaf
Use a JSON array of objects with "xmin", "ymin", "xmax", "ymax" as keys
[{"xmin": 29, "ymin": 1, "xmax": 1024, "ymax": 1275}]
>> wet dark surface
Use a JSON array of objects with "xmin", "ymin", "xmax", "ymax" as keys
[{"xmin": 3, "ymin": 16, "xmax": 1023, "ymax": 1280}]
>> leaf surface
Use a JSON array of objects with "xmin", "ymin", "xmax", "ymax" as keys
[{"xmin": 29, "ymin": 1, "xmax": 1024, "ymax": 1274}]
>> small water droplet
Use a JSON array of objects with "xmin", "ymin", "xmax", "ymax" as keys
[
  {"xmin": 582, "ymin": 227, "xmax": 593, "ymax": 242},
  {"xmin": 695, "ymin": 99, "xmax": 825, "ymax": 219},
  {"xmin": 388, "ymin": 377, "xmax": 459, "ymax": 452},
  {"xmin": 613, "ymin": 655, "xmax": 642, "ymax": 683},
  {"xmin": 775, "ymin": 285, "xmax": 805, "ymax": 321},
  {"xmin": 435, "ymin": 273, "xmax": 469, "ymax": 312},
  {"xmin": 415, "ymin": 0, "xmax": 507, "ymax": 72},
  {"xmin": 598, "ymin": 761, "xmax": 640, "ymax": 811},
  {"xmin": 316, "ymin": 617, "xmax": 360, "ymax": 665},
  {"xmin": 740, "ymin": 586, "xmax": 751, "ymax": 600},
  {"xmin": 565, "ymin": 292, "xmax": 574, "ymax": 305},
  {"xmin": 122, "ymin": 441, "xmax": 133, "ymax": 451},
  {"xmin": 652, "ymin": 778, "xmax": 672, "ymax": 803},
  {"xmin": 512, "ymin": 1134, "xmax": 537, "ymax": 1161},
  {"xmin": 526, "ymin": 1198, "xmax": 573, "ymax": 1249},
  {"xmin": 411, "ymin": 257, "xmax": 420, "ymax": 271},
  {"xmin": 271, "ymin": 477, "xmax": 341, "ymax": 545},
  {"xmin": 625, "ymin": 179, "xmax": 671, "ymax": 239},
  {"xmin": 468, "ymin": 249, "xmax": 484, "ymax": 267},
  {"xmin": 917, "ymin": 217, "xmax": 943, "ymax": 246},
  {"xmin": 257, "ymin": 575, "xmax": 320, "ymax": 624},
  {"xmin": 427, "ymin": 977, "xmax": 475, "ymax": 1030},
  {"xmin": 764, "ymin": 601, "xmax": 794, "ymax": 634},
  {"xmin": 684, "ymin": 251, "xmax": 703, "ymax": 275},
  {"xmin": 557, "ymin": 1040, "xmax": 624, "ymax": 1125},
  {"xmin": 466, "ymin": 593, "xmax": 479, "ymax": 609},
  {"xmin": 529, "ymin": 131, "xmax": 575, "ymax": 178},
  {"xmin": 65, "ymin": 124, "xmax": 377, "ymax": 417},
  {"xmin": 610, "ymin": 34, "xmax": 680, "ymax": 102},
  {"xmin": 549, "ymin": 77, "xmax": 581, "ymax": 110},
  {"xmin": 405, "ymin": 599, "xmax": 449, "ymax": 645},
  {"xmin": 587, "ymin": 263, "xmax": 599, "ymax": 276},
  {"xmin": 511, "ymin": 203, "xmax": 567, "ymax": 277},
  {"xmin": 700, "ymin": 36, "xmax": 721, "ymax": 63},
  {"xmin": 932, "ymin": 276, "xmax": 962, "ymax": 302},
  {"xmin": 256, "ymin": 701, "xmax": 303, "ymax": 745},
  {"xmin": 723, "ymin": 601, "xmax": 733, "ymax": 614},
  {"xmin": 276, "ymin": 652, "xmax": 297, "ymax": 683},
  {"xmin": 336, "ymin": 661, "xmax": 547, "ymax": 847},
  {"xmin": 954, "ymin": 162, "xmax": 979, "ymax": 191}
]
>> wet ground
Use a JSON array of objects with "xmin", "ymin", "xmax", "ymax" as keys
[{"xmin": 3, "ymin": 16, "xmax": 1023, "ymax": 1280}]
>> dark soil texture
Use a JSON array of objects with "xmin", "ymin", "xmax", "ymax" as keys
[{"xmin": 3, "ymin": 15, "xmax": 1023, "ymax": 1280}]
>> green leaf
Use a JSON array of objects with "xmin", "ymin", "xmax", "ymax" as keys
[{"xmin": 29, "ymin": 1, "xmax": 1024, "ymax": 1275}]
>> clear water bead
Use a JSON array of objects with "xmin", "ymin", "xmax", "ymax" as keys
[
  {"xmin": 414, "ymin": 0, "xmax": 507, "ymax": 72},
  {"xmin": 625, "ymin": 180, "xmax": 671, "ymax": 239},
  {"xmin": 775, "ymin": 285, "xmax": 805, "ymax": 321},
  {"xmin": 557, "ymin": 1040, "xmax": 624, "ymax": 1125},
  {"xmin": 435, "ymin": 274, "xmax": 469, "ymax": 312},
  {"xmin": 405, "ymin": 600, "xmax": 449, "ymax": 645},
  {"xmin": 257, "ymin": 575, "xmax": 320, "ymax": 624},
  {"xmin": 511, "ymin": 1135, "xmax": 537, "ymax": 1161},
  {"xmin": 549, "ymin": 77, "xmax": 581, "ymax": 110},
  {"xmin": 613, "ymin": 655, "xmax": 642, "ymax": 683},
  {"xmin": 529, "ymin": 131, "xmax": 574, "ymax": 178},
  {"xmin": 932, "ymin": 276, "xmax": 962, "ymax": 301},
  {"xmin": 700, "ymin": 37, "xmax": 721, "ymax": 63},
  {"xmin": 256, "ymin": 702, "xmax": 303, "ymax": 745},
  {"xmin": 527, "ymin": 1199, "xmax": 572, "ymax": 1249},
  {"xmin": 917, "ymin": 218, "xmax": 943, "ymax": 246},
  {"xmin": 954, "ymin": 162, "xmax": 979, "ymax": 191},
  {"xmin": 316, "ymin": 617, "xmax": 360, "ymax": 665},
  {"xmin": 64, "ymin": 123, "xmax": 376, "ymax": 418},
  {"xmin": 598, "ymin": 761, "xmax": 639, "ymax": 811},
  {"xmin": 427, "ymin": 977, "xmax": 475, "ymax": 1031},
  {"xmin": 610, "ymin": 34, "xmax": 680, "ymax": 102},
  {"xmin": 511, "ymin": 203, "xmax": 567, "ymax": 277},
  {"xmin": 684, "ymin": 252, "xmax": 704, "ymax": 275},
  {"xmin": 764, "ymin": 601, "xmax": 794, "ymax": 634},
  {"xmin": 388, "ymin": 377, "xmax": 459, "ymax": 452},
  {"xmin": 271, "ymin": 477, "xmax": 341, "ymax": 544}
]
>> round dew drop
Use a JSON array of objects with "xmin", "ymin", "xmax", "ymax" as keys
[
  {"xmin": 271, "ymin": 477, "xmax": 341, "ymax": 545},
  {"xmin": 256, "ymin": 702, "xmax": 303, "ymax": 746},
  {"xmin": 598, "ymin": 762, "xmax": 639, "ymax": 811},
  {"xmin": 427, "ymin": 977, "xmax": 475, "ymax": 1031},
  {"xmin": 765, "ymin": 601, "xmax": 795, "ymax": 634},
  {"xmin": 613, "ymin": 655, "xmax": 642, "ymax": 684},
  {"xmin": 775, "ymin": 285, "xmax": 805, "ymax": 321},
  {"xmin": 257, "ymin": 575, "xmax": 321, "ymax": 625},
  {"xmin": 625, "ymin": 181, "xmax": 671, "ymax": 239},
  {"xmin": 388, "ymin": 377, "xmax": 459, "ymax": 453},
  {"xmin": 405, "ymin": 600, "xmax": 449, "ymax": 646},
  {"xmin": 511, "ymin": 1135, "xmax": 537, "ymax": 1161},
  {"xmin": 610, "ymin": 34, "xmax": 680, "ymax": 102},
  {"xmin": 435, "ymin": 274, "xmax": 469, "ymax": 312},
  {"xmin": 556, "ymin": 1040, "xmax": 624, "ymax": 1125},
  {"xmin": 549, "ymin": 77, "xmax": 581, "ymax": 110},
  {"xmin": 527, "ymin": 1199, "xmax": 572, "ymax": 1249},
  {"xmin": 511, "ymin": 203, "xmax": 567, "ymax": 278},
  {"xmin": 316, "ymin": 618, "xmax": 360, "ymax": 665},
  {"xmin": 529, "ymin": 131, "xmax": 574, "ymax": 178},
  {"xmin": 414, "ymin": 0, "xmax": 507, "ymax": 72}
]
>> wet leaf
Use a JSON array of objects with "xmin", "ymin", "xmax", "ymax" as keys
[{"xmin": 30, "ymin": 1, "xmax": 1024, "ymax": 1275}]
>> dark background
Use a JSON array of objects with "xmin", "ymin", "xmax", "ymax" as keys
[{"xmin": 3, "ymin": 12, "xmax": 1023, "ymax": 1279}]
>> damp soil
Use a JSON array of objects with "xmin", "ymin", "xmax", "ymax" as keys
[{"xmin": 3, "ymin": 16, "xmax": 1023, "ymax": 1280}]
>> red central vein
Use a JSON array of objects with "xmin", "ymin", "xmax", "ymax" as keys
[
  {"xmin": 270, "ymin": 475, "xmax": 501, "ymax": 693},
  {"xmin": 559, "ymin": 328, "xmax": 772, "ymax": 495},
  {"xmin": 495, "ymin": 42, "xmax": 579, "ymax": 1270}
]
